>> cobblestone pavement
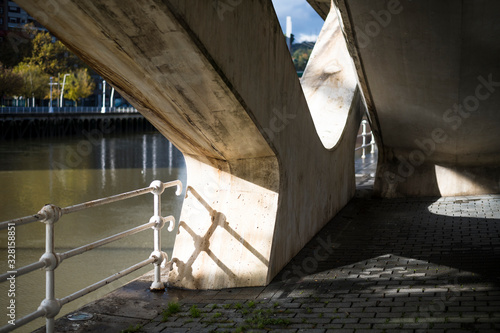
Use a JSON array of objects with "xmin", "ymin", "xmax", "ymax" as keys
[
  {"xmin": 38, "ymin": 152, "xmax": 500, "ymax": 332},
  {"xmin": 132, "ymin": 195, "xmax": 500, "ymax": 333}
]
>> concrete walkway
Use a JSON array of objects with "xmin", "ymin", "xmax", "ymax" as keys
[{"xmin": 36, "ymin": 151, "xmax": 500, "ymax": 332}]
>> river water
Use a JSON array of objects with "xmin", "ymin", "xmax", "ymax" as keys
[{"xmin": 0, "ymin": 132, "xmax": 186, "ymax": 332}]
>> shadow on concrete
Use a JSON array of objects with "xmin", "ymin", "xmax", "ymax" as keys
[
  {"xmin": 274, "ymin": 195, "xmax": 500, "ymax": 286},
  {"xmin": 172, "ymin": 186, "xmax": 269, "ymax": 287}
]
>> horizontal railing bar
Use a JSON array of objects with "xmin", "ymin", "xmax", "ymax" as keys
[
  {"xmin": 59, "ymin": 221, "xmax": 155, "ymax": 261},
  {"xmin": 62, "ymin": 179, "xmax": 181, "ymax": 214},
  {"xmin": 0, "ymin": 179, "xmax": 182, "ymax": 230},
  {"xmin": 59, "ymin": 257, "xmax": 155, "ymax": 306},
  {"xmin": 0, "ymin": 261, "xmax": 46, "ymax": 283},
  {"xmin": 0, "ymin": 308, "xmax": 45, "ymax": 333},
  {"xmin": 61, "ymin": 186, "xmax": 154, "ymax": 215},
  {"xmin": 164, "ymin": 180, "xmax": 183, "ymax": 195},
  {"xmin": 0, "ymin": 214, "xmax": 44, "ymax": 230},
  {"xmin": 355, "ymin": 144, "xmax": 375, "ymax": 151},
  {"xmin": 357, "ymin": 132, "xmax": 372, "ymax": 138}
]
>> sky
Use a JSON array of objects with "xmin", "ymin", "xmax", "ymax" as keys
[{"xmin": 271, "ymin": 0, "xmax": 325, "ymax": 43}]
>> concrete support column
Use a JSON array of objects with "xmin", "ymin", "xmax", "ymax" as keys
[{"xmin": 17, "ymin": 0, "xmax": 362, "ymax": 288}]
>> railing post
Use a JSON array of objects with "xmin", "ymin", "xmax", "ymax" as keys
[
  {"xmin": 37, "ymin": 204, "xmax": 62, "ymax": 333},
  {"xmin": 149, "ymin": 181, "xmax": 167, "ymax": 291},
  {"xmin": 370, "ymin": 131, "xmax": 375, "ymax": 154},
  {"xmin": 361, "ymin": 120, "xmax": 367, "ymax": 159}
]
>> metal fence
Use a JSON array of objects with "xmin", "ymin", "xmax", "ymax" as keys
[
  {"xmin": 0, "ymin": 179, "xmax": 182, "ymax": 333},
  {"xmin": 0, "ymin": 107, "xmax": 138, "ymax": 114},
  {"xmin": 355, "ymin": 119, "xmax": 376, "ymax": 158}
]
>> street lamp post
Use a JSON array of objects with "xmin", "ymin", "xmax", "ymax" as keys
[
  {"xmin": 110, "ymin": 87, "xmax": 115, "ymax": 110},
  {"xmin": 60, "ymin": 73, "xmax": 70, "ymax": 110},
  {"xmin": 101, "ymin": 80, "xmax": 106, "ymax": 113},
  {"xmin": 48, "ymin": 77, "xmax": 58, "ymax": 113}
]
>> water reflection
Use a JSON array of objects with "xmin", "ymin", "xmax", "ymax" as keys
[{"xmin": 0, "ymin": 132, "xmax": 186, "ymax": 332}]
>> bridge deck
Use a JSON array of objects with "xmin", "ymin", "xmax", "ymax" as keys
[{"xmin": 35, "ymin": 153, "xmax": 500, "ymax": 332}]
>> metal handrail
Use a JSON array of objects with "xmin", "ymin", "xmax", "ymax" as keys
[
  {"xmin": 355, "ymin": 119, "xmax": 376, "ymax": 158},
  {"xmin": 0, "ymin": 179, "xmax": 182, "ymax": 333},
  {"xmin": 0, "ymin": 106, "xmax": 138, "ymax": 114}
]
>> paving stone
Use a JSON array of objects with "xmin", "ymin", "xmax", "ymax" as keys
[{"xmin": 288, "ymin": 323, "xmax": 317, "ymax": 329}]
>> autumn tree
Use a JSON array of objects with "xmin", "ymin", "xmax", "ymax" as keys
[
  {"xmin": 0, "ymin": 27, "xmax": 97, "ymax": 107},
  {"xmin": 13, "ymin": 62, "xmax": 49, "ymax": 106},
  {"xmin": 64, "ymin": 68, "xmax": 95, "ymax": 106},
  {"xmin": 291, "ymin": 42, "xmax": 314, "ymax": 72},
  {"xmin": 27, "ymin": 31, "xmax": 87, "ymax": 76},
  {"xmin": 0, "ymin": 66, "xmax": 23, "ymax": 105}
]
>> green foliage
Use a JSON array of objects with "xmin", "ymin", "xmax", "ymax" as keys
[
  {"xmin": 244, "ymin": 311, "xmax": 290, "ymax": 329},
  {"xmin": 0, "ymin": 26, "xmax": 94, "ymax": 104},
  {"xmin": 64, "ymin": 68, "xmax": 96, "ymax": 106},
  {"xmin": 233, "ymin": 301, "xmax": 291, "ymax": 331},
  {"xmin": 291, "ymin": 42, "xmax": 314, "ymax": 72},
  {"xmin": 12, "ymin": 62, "xmax": 49, "ymax": 103},
  {"xmin": 28, "ymin": 31, "xmax": 86, "ymax": 76},
  {"xmin": 120, "ymin": 324, "xmax": 143, "ymax": 333},
  {"xmin": 161, "ymin": 301, "xmax": 181, "ymax": 321},
  {"xmin": 189, "ymin": 305, "xmax": 201, "ymax": 318},
  {"xmin": 132, "ymin": 300, "xmax": 295, "ymax": 332},
  {"xmin": 0, "ymin": 66, "xmax": 23, "ymax": 102}
]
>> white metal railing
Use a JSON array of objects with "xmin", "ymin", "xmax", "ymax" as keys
[
  {"xmin": 0, "ymin": 180, "xmax": 182, "ymax": 333},
  {"xmin": 355, "ymin": 119, "xmax": 376, "ymax": 158},
  {"xmin": 0, "ymin": 106, "xmax": 138, "ymax": 114}
]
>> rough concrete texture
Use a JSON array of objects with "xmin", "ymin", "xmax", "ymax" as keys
[
  {"xmin": 34, "ymin": 180, "xmax": 500, "ymax": 332},
  {"xmin": 301, "ymin": 9, "xmax": 358, "ymax": 150},
  {"xmin": 16, "ymin": 0, "xmax": 362, "ymax": 288},
  {"xmin": 307, "ymin": 0, "xmax": 331, "ymax": 20},
  {"xmin": 334, "ymin": 0, "xmax": 500, "ymax": 197}
]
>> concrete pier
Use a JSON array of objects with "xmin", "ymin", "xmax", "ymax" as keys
[
  {"xmin": 332, "ymin": 0, "xmax": 500, "ymax": 197},
  {"xmin": 16, "ymin": 0, "xmax": 363, "ymax": 289}
]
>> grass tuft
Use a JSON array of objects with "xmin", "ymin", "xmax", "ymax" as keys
[{"xmin": 161, "ymin": 302, "xmax": 181, "ymax": 322}]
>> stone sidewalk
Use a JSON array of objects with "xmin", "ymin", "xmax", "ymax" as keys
[{"xmin": 36, "ymin": 152, "xmax": 500, "ymax": 332}]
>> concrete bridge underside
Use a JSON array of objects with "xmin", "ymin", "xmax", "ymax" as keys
[
  {"xmin": 16, "ymin": 0, "xmax": 500, "ymax": 289},
  {"xmin": 325, "ymin": 0, "xmax": 500, "ymax": 197}
]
